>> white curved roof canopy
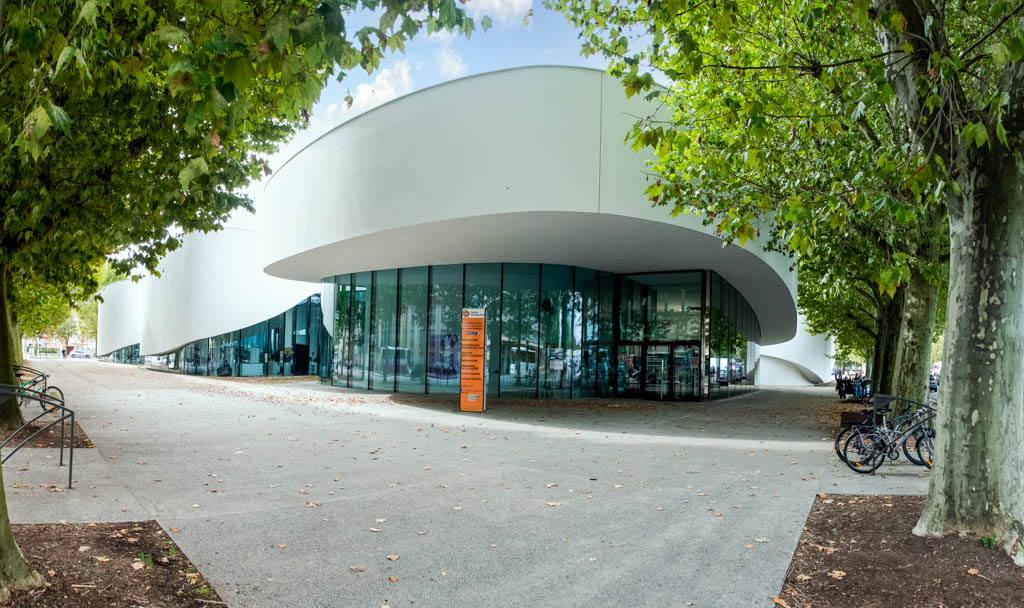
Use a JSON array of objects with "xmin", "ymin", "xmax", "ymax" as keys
[{"xmin": 259, "ymin": 66, "xmax": 796, "ymax": 344}]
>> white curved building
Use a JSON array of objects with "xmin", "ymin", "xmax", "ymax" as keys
[
  {"xmin": 759, "ymin": 315, "xmax": 836, "ymax": 386},
  {"xmin": 98, "ymin": 66, "xmax": 800, "ymax": 401}
]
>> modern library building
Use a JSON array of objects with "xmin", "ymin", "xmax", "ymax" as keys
[{"xmin": 98, "ymin": 66, "xmax": 828, "ymax": 401}]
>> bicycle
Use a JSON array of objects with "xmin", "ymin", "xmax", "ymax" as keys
[
  {"xmin": 13, "ymin": 365, "xmax": 64, "ymax": 412},
  {"xmin": 842, "ymin": 402, "xmax": 935, "ymax": 474}
]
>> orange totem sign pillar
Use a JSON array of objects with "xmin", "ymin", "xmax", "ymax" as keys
[{"xmin": 460, "ymin": 308, "xmax": 486, "ymax": 412}]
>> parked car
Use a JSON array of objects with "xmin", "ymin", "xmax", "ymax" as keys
[
  {"xmin": 929, "ymin": 373, "xmax": 940, "ymax": 392},
  {"xmin": 69, "ymin": 350, "xmax": 90, "ymax": 358}
]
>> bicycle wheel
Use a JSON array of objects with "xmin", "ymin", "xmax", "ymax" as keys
[
  {"xmin": 901, "ymin": 430, "xmax": 924, "ymax": 466},
  {"xmin": 835, "ymin": 425, "xmax": 855, "ymax": 462},
  {"xmin": 42, "ymin": 386, "xmax": 64, "ymax": 412},
  {"xmin": 843, "ymin": 430, "xmax": 885, "ymax": 474},
  {"xmin": 916, "ymin": 433, "xmax": 935, "ymax": 469}
]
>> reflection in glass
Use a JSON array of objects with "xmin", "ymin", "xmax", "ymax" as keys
[
  {"xmin": 540, "ymin": 265, "xmax": 573, "ymax": 399},
  {"xmin": 333, "ymin": 275, "xmax": 351, "ymax": 387},
  {"xmin": 428, "ymin": 265, "xmax": 463, "ymax": 393},
  {"xmin": 465, "ymin": 263, "xmax": 501, "ymax": 397},
  {"xmin": 500, "ymin": 264, "xmax": 539, "ymax": 398},
  {"xmin": 370, "ymin": 269, "xmax": 398, "ymax": 391},
  {"xmin": 350, "ymin": 272, "xmax": 372, "ymax": 390},
  {"xmin": 397, "ymin": 267, "xmax": 428, "ymax": 393}
]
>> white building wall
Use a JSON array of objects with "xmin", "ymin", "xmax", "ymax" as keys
[
  {"xmin": 261, "ymin": 66, "xmax": 799, "ymax": 345},
  {"xmin": 759, "ymin": 314, "xmax": 835, "ymax": 385},
  {"xmin": 97, "ymin": 279, "xmax": 145, "ymax": 356}
]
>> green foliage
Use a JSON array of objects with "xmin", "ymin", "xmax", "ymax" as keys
[
  {"xmin": 138, "ymin": 553, "xmax": 154, "ymax": 568},
  {"xmin": 548, "ymin": 0, "xmax": 953, "ymax": 300},
  {"xmin": 982, "ymin": 535, "xmax": 997, "ymax": 549},
  {"xmin": 0, "ymin": 0, "xmax": 478, "ymax": 303},
  {"xmin": 11, "ymin": 282, "xmax": 72, "ymax": 340}
]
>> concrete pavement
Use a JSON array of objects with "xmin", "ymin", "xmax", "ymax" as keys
[{"xmin": 3, "ymin": 360, "xmax": 929, "ymax": 607}]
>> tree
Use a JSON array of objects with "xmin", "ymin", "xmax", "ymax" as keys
[
  {"xmin": 0, "ymin": 0, "xmax": 481, "ymax": 598},
  {"xmin": 9, "ymin": 282, "xmax": 72, "ymax": 360},
  {"xmin": 550, "ymin": 0, "xmax": 1024, "ymax": 562},
  {"xmin": 52, "ymin": 316, "xmax": 78, "ymax": 353}
]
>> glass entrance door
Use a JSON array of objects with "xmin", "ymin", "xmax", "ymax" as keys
[
  {"xmin": 644, "ymin": 345, "xmax": 671, "ymax": 399},
  {"xmin": 673, "ymin": 343, "xmax": 701, "ymax": 399}
]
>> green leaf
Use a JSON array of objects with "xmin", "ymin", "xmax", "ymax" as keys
[
  {"xmin": 77, "ymin": 0, "xmax": 98, "ymax": 27},
  {"xmin": 989, "ymin": 42, "xmax": 1010, "ymax": 68},
  {"xmin": 178, "ymin": 157, "xmax": 209, "ymax": 191},
  {"xmin": 0, "ymin": 124, "xmax": 9, "ymax": 144},
  {"xmin": 54, "ymin": 45, "xmax": 76, "ymax": 77},
  {"xmin": 996, "ymin": 119, "xmax": 1009, "ymax": 147},
  {"xmin": 481, "ymin": 15, "xmax": 493, "ymax": 32},
  {"xmin": 224, "ymin": 56, "xmax": 256, "ymax": 91},
  {"xmin": 266, "ymin": 14, "xmax": 290, "ymax": 50},
  {"xmin": 154, "ymin": 24, "xmax": 187, "ymax": 45},
  {"xmin": 44, "ymin": 101, "xmax": 72, "ymax": 137}
]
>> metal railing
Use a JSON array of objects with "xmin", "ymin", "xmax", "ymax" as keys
[{"xmin": 0, "ymin": 383, "xmax": 75, "ymax": 489}]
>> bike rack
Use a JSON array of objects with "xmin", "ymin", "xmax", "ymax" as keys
[{"xmin": 0, "ymin": 384, "xmax": 75, "ymax": 489}]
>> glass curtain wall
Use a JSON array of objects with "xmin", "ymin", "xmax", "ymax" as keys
[
  {"xmin": 320, "ymin": 265, "xmax": 759, "ymax": 401},
  {"xmin": 706, "ymin": 271, "xmax": 760, "ymax": 401}
]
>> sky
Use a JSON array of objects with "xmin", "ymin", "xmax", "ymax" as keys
[{"xmin": 229, "ymin": 0, "xmax": 608, "ymax": 226}]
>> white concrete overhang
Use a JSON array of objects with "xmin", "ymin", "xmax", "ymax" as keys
[{"xmin": 258, "ymin": 65, "xmax": 799, "ymax": 345}]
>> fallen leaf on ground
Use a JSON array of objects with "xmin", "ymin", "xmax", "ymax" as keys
[
  {"xmin": 278, "ymin": 544, "xmax": 287, "ymax": 549},
  {"xmin": 968, "ymin": 568, "xmax": 979, "ymax": 575},
  {"xmin": 827, "ymin": 570, "xmax": 846, "ymax": 580},
  {"xmin": 547, "ymin": 502, "xmax": 561, "ymax": 507},
  {"xmin": 754, "ymin": 537, "xmax": 769, "ymax": 543},
  {"xmin": 349, "ymin": 566, "xmax": 365, "ymax": 572},
  {"xmin": 386, "ymin": 555, "xmax": 399, "ymax": 561},
  {"xmin": 770, "ymin": 598, "xmax": 790, "ymax": 608},
  {"xmin": 131, "ymin": 561, "xmax": 144, "ymax": 570},
  {"xmin": 795, "ymin": 574, "xmax": 811, "ymax": 582},
  {"xmin": 388, "ymin": 576, "xmax": 400, "ymax": 582},
  {"xmin": 368, "ymin": 528, "xmax": 381, "ymax": 533},
  {"xmin": 816, "ymin": 492, "xmax": 826, "ymax": 498},
  {"xmin": 94, "ymin": 556, "xmax": 111, "ymax": 563},
  {"xmin": 78, "ymin": 546, "xmax": 90, "ymax": 552},
  {"xmin": 744, "ymin": 544, "xmax": 754, "ymax": 549},
  {"xmin": 547, "ymin": 483, "xmax": 558, "ymax": 488}
]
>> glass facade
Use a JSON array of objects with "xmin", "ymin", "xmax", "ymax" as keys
[
  {"xmin": 322, "ymin": 265, "xmax": 761, "ymax": 401},
  {"xmin": 101, "ymin": 343, "xmax": 143, "ymax": 364},
  {"xmin": 110, "ymin": 295, "xmax": 331, "ymax": 381},
  {"xmin": 102, "ymin": 268, "xmax": 760, "ymax": 403}
]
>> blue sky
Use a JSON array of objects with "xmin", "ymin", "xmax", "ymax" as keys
[{"xmin": 267, "ymin": 1, "xmax": 607, "ymax": 168}]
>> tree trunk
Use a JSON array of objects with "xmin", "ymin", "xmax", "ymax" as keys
[
  {"xmin": 0, "ymin": 465, "xmax": 43, "ymax": 601},
  {"xmin": 0, "ymin": 265, "xmax": 42, "ymax": 599},
  {"xmin": 891, "ymin": 266, "xmax": 939, "ymax": 405},
  {"xmin": 0, "ymin": 267, "xmax": 25, "ymax": 431},
  {"xmin": 913, "ymin": 151, "xmax": 1024, "ymax": 565},
  {"xmin": 871, "ymin": 287, "xmax": 904, "ymax": 395}
]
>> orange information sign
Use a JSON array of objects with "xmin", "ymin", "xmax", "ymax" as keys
[{"xmin": 459, "ymin": 308, "xmax": 486, "ymax": 412}]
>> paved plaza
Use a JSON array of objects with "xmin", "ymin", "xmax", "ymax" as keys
[{"xmin": 4, "ymin": 361, "xmax": 929, "ymax": 607}]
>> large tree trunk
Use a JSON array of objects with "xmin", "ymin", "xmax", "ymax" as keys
[
  {"xmin": 0, "ymin": 465, "xmax": 43, "ymax": 601},
  {"xmin": 0, "ymin": 266, "xmax": 42, "ymax": 599},
  {"xmin": 913, "ymin": 151, "xmax": 1024, "ymax": 565},
  {"xmin": 891, "ymin": 266, "xmax": 939, "ymax": 405},
  {"xmin": 0, "ymin": 268, "xmax": 25, "ymax": 431}
]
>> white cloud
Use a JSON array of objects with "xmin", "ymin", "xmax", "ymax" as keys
[
  {"xmin": 342, "ymin": 59, "xmax": 414, "ymax": 116},
  {"xmin": 465, "ymin": 0, "xmax": 533, "ymax": 24},
  {"xmin": 434, "ymin": 46, "xmax": 467, "ymax": 78}
]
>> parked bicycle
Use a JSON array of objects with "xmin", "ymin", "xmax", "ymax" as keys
[
  {"xmin": 13, "ymin": 365, "xmax": 63, "ymax": 411},
  {"xmin": 837, "ymin": 394, "xmax": 936, "ymax": 474}
]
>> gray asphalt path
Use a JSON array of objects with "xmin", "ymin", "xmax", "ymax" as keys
[{"xmin": 4, "ymin": 360, "xmax": 928, "ymax": 607}]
